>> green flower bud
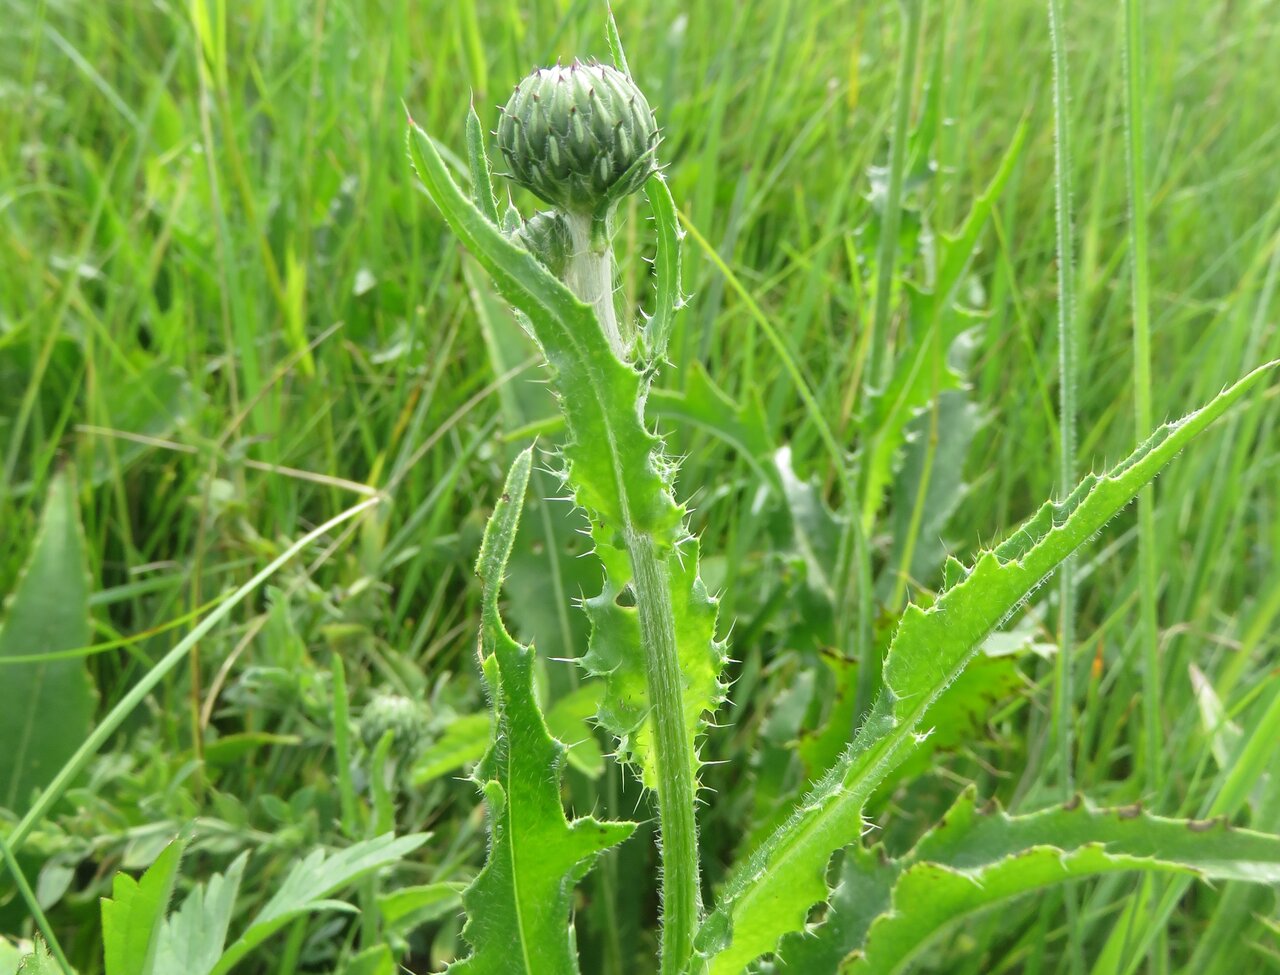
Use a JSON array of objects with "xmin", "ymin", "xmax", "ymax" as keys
[
  {"xmin": 497, "ymin": 61, "xmax": 659, "ymax": 216},
  {"xmin": 361, "ymin": 691, "xmax": 429, "ymax": 753},
  {"xmin": 510, "ymin": 209, "xmax": 572, "ymax": 277}
]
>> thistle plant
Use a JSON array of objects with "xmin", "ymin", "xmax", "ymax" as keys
[{"xmin": 407, "ymin": 16, "xmax": 1280, "ymax": 975}]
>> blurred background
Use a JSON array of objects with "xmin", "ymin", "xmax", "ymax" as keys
[{"xmin": 2, "ymin": 0, "xmax": 1278, "ymax": 971}]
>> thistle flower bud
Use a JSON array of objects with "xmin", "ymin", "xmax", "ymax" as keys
[
  {"xmin": 497, "ymin": 61, "xmax": 659, "ymax": 216},
  {"xmin": 510, "ymin": 209, "xmax": 572, "ymax": 277},
  {"xmin": 361, "ymin": 692, "xmax": 429, "ymax": 753}
]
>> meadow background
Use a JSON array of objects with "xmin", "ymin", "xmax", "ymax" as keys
[{"xmin": 2, "ymin": 0, "xmax": 1279, "ymax": 971}]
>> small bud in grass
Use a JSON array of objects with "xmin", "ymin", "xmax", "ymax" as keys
[
  {"xmin": 361, "ymin": 691, "xmax": 429, "ymax": 754},
  {"xmin": 497, "ymin": 61, "xmax": 658, "ymax": 217}
]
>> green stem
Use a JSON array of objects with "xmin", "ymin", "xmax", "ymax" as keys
[
  {"xmin": 566, "ymin": 212, "xmax": 628, "ymax": 358},
  {"xmin": 855, "ymin": 0, "xmax": 921, "ymax": 723},
  {"xmin": 1047, "ymin": 0, "xmax": 1078, "ymax": 799},
  {"xmin": 1123, "ymin": 0, "xmax": 1162, "ymax": 793},
  {"xmin": 562, "ymin": 229, "xmax": 701, "ymax": 974},
  {"xmin": 866, "ymin": 0, "xmax": 922, "ymax": 396},
  {"xmin": 627, "ymin": 530, "xmax": 703, "ymax": 974}
]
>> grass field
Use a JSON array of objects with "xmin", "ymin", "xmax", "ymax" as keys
[{"xmin": 2, "ymin": 0, "xmax": 1279, "ymax": 972}]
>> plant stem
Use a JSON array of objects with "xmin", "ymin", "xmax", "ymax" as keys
[
  {"xmin": 562, "ymin": 230, "xmax": 701, "ymax": 974},
  {"xmin": 866, "ymin": 0, "xmax": 922, "ymax": 396},
  {"xmin": 855, "ymin": 0, "xmax": 921, "ymax": 722},
  {"xmin": 1123, "ymin": 0, "xmax": 1161, "ymax": 793},
  {"xmin": 627, "ymin": 530, "xmax": 702, "ymax": 974},
  {"xmin": 566, "ymin": 212, "xmax": 628, "ymax": 358},
  {"xmin": 1047, "ymin": 0, "xmax": 1078, "ymax": 800}
]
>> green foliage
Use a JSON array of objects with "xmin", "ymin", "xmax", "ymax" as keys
[
  {"xmin": 693, "ymin": 360, "xmax": 1279, "ymax": 975},
  {"xmin": 7, "ymin": 2, "xmax": 1280, "ymax": 973},
  {"xmin": 96, "ymin": 834, "xmax": 426, "ymax": 975},
  {"xmin": 860, "ymin": 120, "xmax": 1028, "ymax": 532},
  {"xmin": 407, "ymin": 115, "xmax": 725, "ymax": 796},
  {"xmin": 0, "ymin": 472, "xmax": 96, "ymax": 814},
  {"xmin": 101, "ymin": 838, "xmax": 182, "ymax": 975},
  {"xmin": 775, "ymin": 788, "xmax": 1280, "ymax": 974},
  {"xmin": 449, "ymin": 447, "xmax": 634, "ymax": 974},
  {"xmin": 14, "ymin": 941, "xmax": 58, "ymax": 975}
]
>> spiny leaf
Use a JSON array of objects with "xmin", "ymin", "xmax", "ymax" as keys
[
  {"xmin": 409, "ymin": 120, "xmax": 674, "ymax": 538},
  {"xmin": 448, "ymin": 448, "xmax": 634, "ymax": 975},
  {"xmin": 0, "ymin": 470, "xmax": 97, "ymax": 814},
  {"xmin": 907, "ymin": 787, "xmax": 1280, "ymax": 881},
  {"xmin": 581, "ymin": 537, "xmax": 725, "ymax": 788},
  {"xmin": 101, "ymin": 837, "xmax": 184, "ymax": 975},
  {"xmin": 691, "ymin": 360, "xmax": 1279, "ymax": 974},
  {"xmin": 643, "ymin": 174, "xmax": 684, "ymax": 361},
  {"xmin": 778, "ymin": 787, "xmax": 1280, "ymax": 974},
  {"xmin": 840, "ymin": 788, "xmax": 1280, "ymax": 974},
  {"xmin": 769, "ymin": 845, "xmax": 896, "ymax": 975}
]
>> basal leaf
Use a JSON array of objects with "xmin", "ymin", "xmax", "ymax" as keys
[
  {"xmin": 0, "ymin": 470, "xmax": 97, "ymax": 814},
  {"xmin": 101, "ymin": 837, "xmax": 184, "ymax": 975},
  {"xmin": 448, "ymin": 448, "xmax": 634, "ymax": 975},
  {"xmin": 692, "ymin": 360, "xmax": 1279, "ymax": 974}
]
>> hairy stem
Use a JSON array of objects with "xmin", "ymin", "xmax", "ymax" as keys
[
  {"xmin": 562, "ymin": 232, "xmax": 702, "ymax": 973},
  {"xmin": 566, "ymin": 212, "xmax": 628, "ymax": 358},
  {"xmin": 627, "ymin": 530, "xmax": 703, "ymax": 973}
]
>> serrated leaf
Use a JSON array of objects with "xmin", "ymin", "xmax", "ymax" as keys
[
  {"xmin": 770, "ymin": 845, "xmax": 896, "ymax": 975},
  {"xmin": 0, "ymin": 470, "xmax": 96, "ymax": 814},
  {"xmin": 840, "ymin": 789, "xmax": 1280, "ymax": 974},
  {"xmin": 581, "ymin": 536, "xmax": 722, "ymax": 788},
  {"xmin": 692, "ymin": 360, "xmax": 1279, "ymax": 974},
  {"xmin": 101, "ymin": 837, "xmax": 184, "ymax": 975},
  {"xmin": 209, "ymin": 833, "xmax": 427, "ymax": 975},
  {"xmin": 151, "ymin": 853, "xmax": 245, "ymax": 975},
  {"xmin": 449, "ymin": 448, "xmax": 634, "ymax": 975},
  {"xmin": 777, "ymin": 787, "xmax": 1280, "ymax": 974}
]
